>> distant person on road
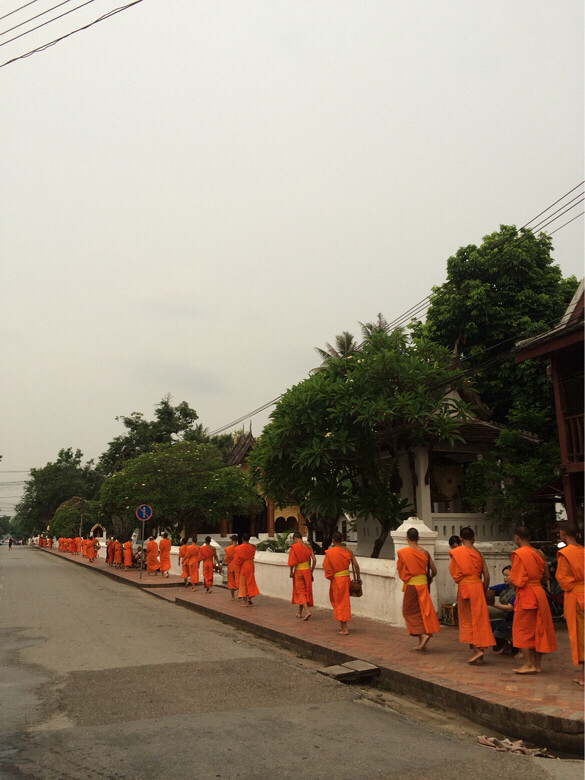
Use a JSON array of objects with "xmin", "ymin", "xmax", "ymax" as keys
[
  {"xmin": 159, "ymin": 532, "xmax": 172, "ymax": 578},
  {"xmin": 288, "ymin": 532, "xmax": 316, "ymax": 620},
  {"xmin": 178, "ymin": 537, "xmax": 189, "ymax": 586},
  {"xmin": 509, "ymin": 526, "xmax": 557, "ymax": 674},
  {"xmin": 234, "ymin": 533, "xmax": 259, "ymax": 607},
  {"xmin": 186, "ymin": 538, "xmax": 200, "ymax": 591},
  {"xmin": 8, "ymin": 537, "xmax": 13, "ymax": 550},
  {"xmin": 397, "ymin": 528, "xmax": 440, "ymax": 650},
  {"xmin": 123, "ymin": 539, "xmax": 132, "ymax": 571},
  {"xmin": 224, "ymin": 535, "xmax": 239, "ymax": 599},
  {"xmin": 199, "ymin": 536, "xmax": 220, "ymax": 593},
  {"xmin": 323, "ymin": 531, "xmax": 360, "ymax": 636},
  {"xmin": 449, "ymin": 527, "xmax": 495, "ymax": 664},
  {"xmin": 555, "ymin": 523, "xmax": 584, "ymax": 685},
  {"xmin": 146, "ymin": 536, "xmax": 159, "ymax": 575}
]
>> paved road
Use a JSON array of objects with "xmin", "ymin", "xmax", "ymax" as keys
[{"xmin": 0, "ymin": 547, "xmax": 581, "ymax": 779}]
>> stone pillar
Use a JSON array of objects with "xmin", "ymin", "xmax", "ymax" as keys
[{"xmin": 390, "ymin": 516, "xmax": 439, "ymax": 625}]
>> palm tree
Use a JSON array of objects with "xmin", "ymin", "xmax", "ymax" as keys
[
  {"xmin": 359, "ymin": 312, "xmax": 389, "ymax": 341},
  {"xmin": 312, "ymin": 331, "xmax": 359, "ymax": 372}
]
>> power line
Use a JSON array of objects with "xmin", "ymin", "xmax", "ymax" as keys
[
  {"xmin": 0, "ymin": 0, "xmax": 80, "ymax": 37},
  {"xmin": 0, "ymin": 0, "xmax": 41, "ymax": 23},
  {"xmin": 0, "ymin": 0, "xmax": 97, "ymax": 47},
  {"xmin": 0, "ymin": 0, "xmax": 143, "ymax": 67},
  {"xmin": 549, "ymin": 211, "xmax": 585, "ymax": 236}
]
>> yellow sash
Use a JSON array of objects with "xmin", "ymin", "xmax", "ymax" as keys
[
  {"xmin": 460, "ymin": 575, "xmax": 481, "ymax": 584},
  {"xmin": 295, "ymin": 561, "xmax": 310, "ymax": 571},
  {"xmin": 334, "ymin": 569, "xmax": 349, "ymax": 577},
  {"xmin": 573, "ymin": 582, "xmax": 584, "ymax": 593},
  {"xmin": 402, "ymin": 573, "xmax": 427, "ymax": 591}
]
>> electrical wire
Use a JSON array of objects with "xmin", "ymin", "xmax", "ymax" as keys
[
  {"xmin": 0, "ymin": 0, "xmax": 41, "ymax": 23},
  {"xmin": 0, "ymin": 0, "xmax": 97, "ymax": 47},
  {"xmin": 0, "ymin": 0, "xmax": 81, "ymax": 37},
  {"xmin": 0, "ymin": 0, "xmax": 143, "ymax": 67}
]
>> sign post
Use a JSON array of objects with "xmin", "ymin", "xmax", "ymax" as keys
[{"xmin": 135, "ymin": 504, "xmax": 153, "ymax": 580}]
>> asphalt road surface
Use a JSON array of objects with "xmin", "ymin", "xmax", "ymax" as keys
[{"xmin": 0, "ymin": 547, "xmax": 581, "ymax": 780}]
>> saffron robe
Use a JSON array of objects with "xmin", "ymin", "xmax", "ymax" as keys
[
  {"xmin": 323, "ymin": 546, "xmax": 352, "ymax": 623},
  {"xmin": 69, "ymin": 538, "xmax": 76, "ymax": 554},
  {"xmin": 186, "ymin": 543, "xmax": 200, "ymax": 584},
  {"xmin": 113, "ymin": 540, "xmax": 122, "ymax": 565},
  {"xmin": 234, "ymin": 543, "xmax": 259, "ymax": 598},
  {"xmin": 396, "ymin": 545, "xmax": 440, "ymax": 636},
  {"xmin": 287, "ymin": 542, "xmax": 314, "ymax": 606},
  {"xmin": 449, "ymin": 545, "xmax": 495, "ymax": 648},
  {"xmin": 556, "ymin": 544, "xmax": 584, "ymax": 666},
  {"xmin": 510, "ymin": 545, "xmax": 557, "ymax": 653},
  {"xmin": 123, "ymin": 540, "xmax": 132, "ymax": 568},
  {"xmin": 75, "ymin": 537, "xmax": 82, "ymax": 554},
  {"xmin": 198, "ymin": 544, "xmax": 215, "ymax": 588},
  {"xmin": 224, "ymin": 543, "xmax": 237, "ymax": 590},
  {"xmin": 145, "ymin": 539, "xmax": 159, "ymax": 572},
  {"xmin": 178, "ymin": 544, "xmax": 189, "ymax": 581},
  {"xmin": 159, "ymin": 538, "xmax": 172, "ymax": 573}
]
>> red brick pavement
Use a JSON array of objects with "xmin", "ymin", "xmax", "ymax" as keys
[{"xmin": 43, "ymin": 547, "xmax": 584, "ymax": 753}]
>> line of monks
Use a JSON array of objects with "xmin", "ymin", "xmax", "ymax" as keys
[
  {"xmin": 56, "ymin": 535, "xmax": 99, "ymax": 560},
  {"xmin": 397, "ymin": 523, "xmax": 584, "ymax": 684}
]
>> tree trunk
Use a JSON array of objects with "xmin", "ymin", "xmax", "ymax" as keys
[{"xmin": 370, "ymin": 525, "xmax": 390, "ymax": 558}]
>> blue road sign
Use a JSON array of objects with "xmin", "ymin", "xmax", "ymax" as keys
[{"xmin": 135, "ymin": 504, "xmax": 153, "ymax": 521}]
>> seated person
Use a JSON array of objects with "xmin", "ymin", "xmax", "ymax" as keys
[{"xmin": 487, "ymin": 565, "xmax": 517, "ymax": 654}]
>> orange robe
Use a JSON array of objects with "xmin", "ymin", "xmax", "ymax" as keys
[
  {"xmin": 146, "ymin": 540, "xmax": 159, "ymax": 573},
  {"xmin": 75, "ymin": 537, "xmax": 82, "ymax": 554},
  {"xmin": 198, "ymin": 544, "xmax": 215, "ymax": 588},
  {"xmin": 234, "ymin": 542, "xmax": 259, "ymax": 598},
  {"xmin": 556, "ymin": 544, "xmax": 584, "ymax": 666},
  {"xmin": 123, "ymin": 541, "xmax": 132, "ymax": 568},
  {"xmin": 159, "ymin": 538, "xmax": 172, "ymax": 573},
  {"xmin": 82, "ymin": 539, "xmax": 89, "ymax": 558},
  {"xmin": 88, "ymin": 539, "xmax": 98, "ymax": 561},
  {"xmin": 224, "ymin": 544, "xmax": 237, "ymax": 590},
  {"xmin": 510, "ymin": 545, "xmax": 557, "ymax": 653},
  {"xmin": 449, "ymin": 545, "xmax": 495, "ymax": 648},
  {"xmin": 69, "ymin": 538, "xmax": 75, "ymax": 554},
  {"xmin": 323, "ymin": 546, "xmax": 352, "ymax": 623},
  {"xmin": 397, "ymin": 546, "xmax": 440, "ymax": 636},
  {"xmin": 178, "ymin": 544, "xmax": 189, "ymax": 581},
  {"xmin": 187, "ymin": 543, "xmax": 200, "ymax": 584},
  {"xmin": 287, "ymin": 542, "xmax": 314, "ymax": 606},
  {"xmin": 113, "ymin": 541, "xmax": 122, "ymax": 565}
]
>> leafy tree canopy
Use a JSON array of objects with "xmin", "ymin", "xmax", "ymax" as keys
[
  {"xmin": 50, "ymin": 497, "xmax": 102, "ymax": 540},
  {"xmin": 97, "ymin": 395, "xmax": 199, "ymax": 475},
  {"xmin": 419, "ymin": 225, "xmax": 578, "ymax": 437},
  {"xmin": 99, "ymin": 441, "xmax": 263, "ymax": 540},
  {"xmin": 249, "ymin": 329, "xmax": 470, "ymax": 556},
  {"xmin": 13, "ymin": 449, "xmax": 103, "ymax": 537}
]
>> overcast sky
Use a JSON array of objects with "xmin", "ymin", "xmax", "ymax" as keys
[{"xmin": 1, "ymin": 1, "xmax": 583, "ymax": 514}]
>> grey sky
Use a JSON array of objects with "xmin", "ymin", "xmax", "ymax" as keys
[{"xmin": 1, "ymin": 1, "xmax": 583, "ymax": 514}]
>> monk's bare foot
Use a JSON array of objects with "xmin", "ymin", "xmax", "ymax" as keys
[
  {"xmin": 207, "ymin": 589, "xmax": 213, "ymax": 594},
  {"xmin": 303, "ymin": 613, "xmax": 311, "ymax": 621},
  {"xmin": 513, "ymin": 665, "xmax": 537, "ymax": 674},
  {"xmin": 468, "ymin": 650, "xmax": 484, "ymax": 665},
  {"xmin": 573, "ymin": 678, "xmax": 585, "ymax": 686},
  {"xmin": 416, "ymin": 634, "xmax": 431, "ymax": 651},
  {"xmin": 296, "ymin": 613, "xmax": 302, "ymax": 619},
  {"xmin": 338, "ymin": 629, "xmax": 349, "ymax": 635}
]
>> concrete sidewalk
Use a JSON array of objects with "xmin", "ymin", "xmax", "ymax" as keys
[{"xmin": 42, "ymin": 546, "xmax": 584, "ymax": 754}]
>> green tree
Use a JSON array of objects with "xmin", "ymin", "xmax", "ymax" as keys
[
  {"xmin": 417, "ymin": 225, "xmax": 578, "ymax": 535},
  {"xmin": 97, "ymin": 396, "xmax": 199, "ymax": 476},
  {"xmin": 50, "ymin": 497, "xmax": 102, "ymax": 539},
  {"xmin": 99, "ymin": 441, "xmax": 263, "ymax": 540},
  {"xmin": 0, "ymin": 515, "xmax": 11, "ymax": 536},
  {"xmin": 183, "ymin": 423, "xmax": 236, "ymax": 455},
  {"xmin": 13, "ymin": 449, "xmax": 103, "ymax": 537},
  {"xmin": 312, "ymin": 331, "xmax": 359, "ymax": 372},
  {"xmin": 249, "ymin": 329, "xmax": 469, "ymax": 557}
]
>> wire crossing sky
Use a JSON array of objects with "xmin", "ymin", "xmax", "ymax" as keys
[{"xmin": 1, "ymin": 1, "xmax": 583, "ymax": 514}]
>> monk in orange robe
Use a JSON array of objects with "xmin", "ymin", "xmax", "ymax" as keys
[
  {"xmin": 113, "ymin": 538, "xmax": 123, "ymax": 568},
  {"xmin": 556, "ymin": 524, "xmax": 584, "ymax": 684},
  {"xmin": 82, "ymin": 537, "xmax": 90, "ymax": 559},
  {"xmin": 199, "ymin": 536, "xmax": 220, "ymax": 593},
  {"xmin": 234, "ymin": 533, "xmax": 259, "ymax": 606},
  {"xmin": 123, "ymin": 540, "xmax": 132, "ymax": 570},
  {"xmin": 186, "ymin": 539, "xmax": 200, "ymax": 591},
  {"xmin": 145, "ymin": 536, "xmax": 159, "ymax": 575},
  {"xmin": 69, "ymin": 537, "xmax": 76, "ymax": 554},
  {"xmin": 158, "ymin": 532, "xmax": 172, "ymax": 578},
  {"xmin": 449, "ymin": 526, "xmax": 494, "ymax": 663},
  {"xmin": 89, "ymin": 536, "xmax": 99, "ymax": 562},
  {"xmin": 178, "ymin": 538, "xmax": 190, "ymax": 586},
  {"xmin": 397, "ymin": 527, "xmax": 440, "ymax": 650},
  {"xmin": 106, "ymin": 538, "xmax": 114, "ymax": 566},
  {"xmin": 48, "ymin": 537, "xmax": 53, "ymax": 549},
  {"xmin": 75, "ymin": 536, "xmax": 82, "ymax": 554},
  {"xmin": 287, "ymin": 532, "xmax": 316, "ymax": 620},
  {"xmin": 509, "ymin": 525, "xmax": 557, "ymax": 674},
  {"xmin": 223, "ymin": 535, "xmax": 238, "ymax": 599},
  {"xmin": 323, "ymin": 531, "xmax": 360, "ymax": 635}
]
